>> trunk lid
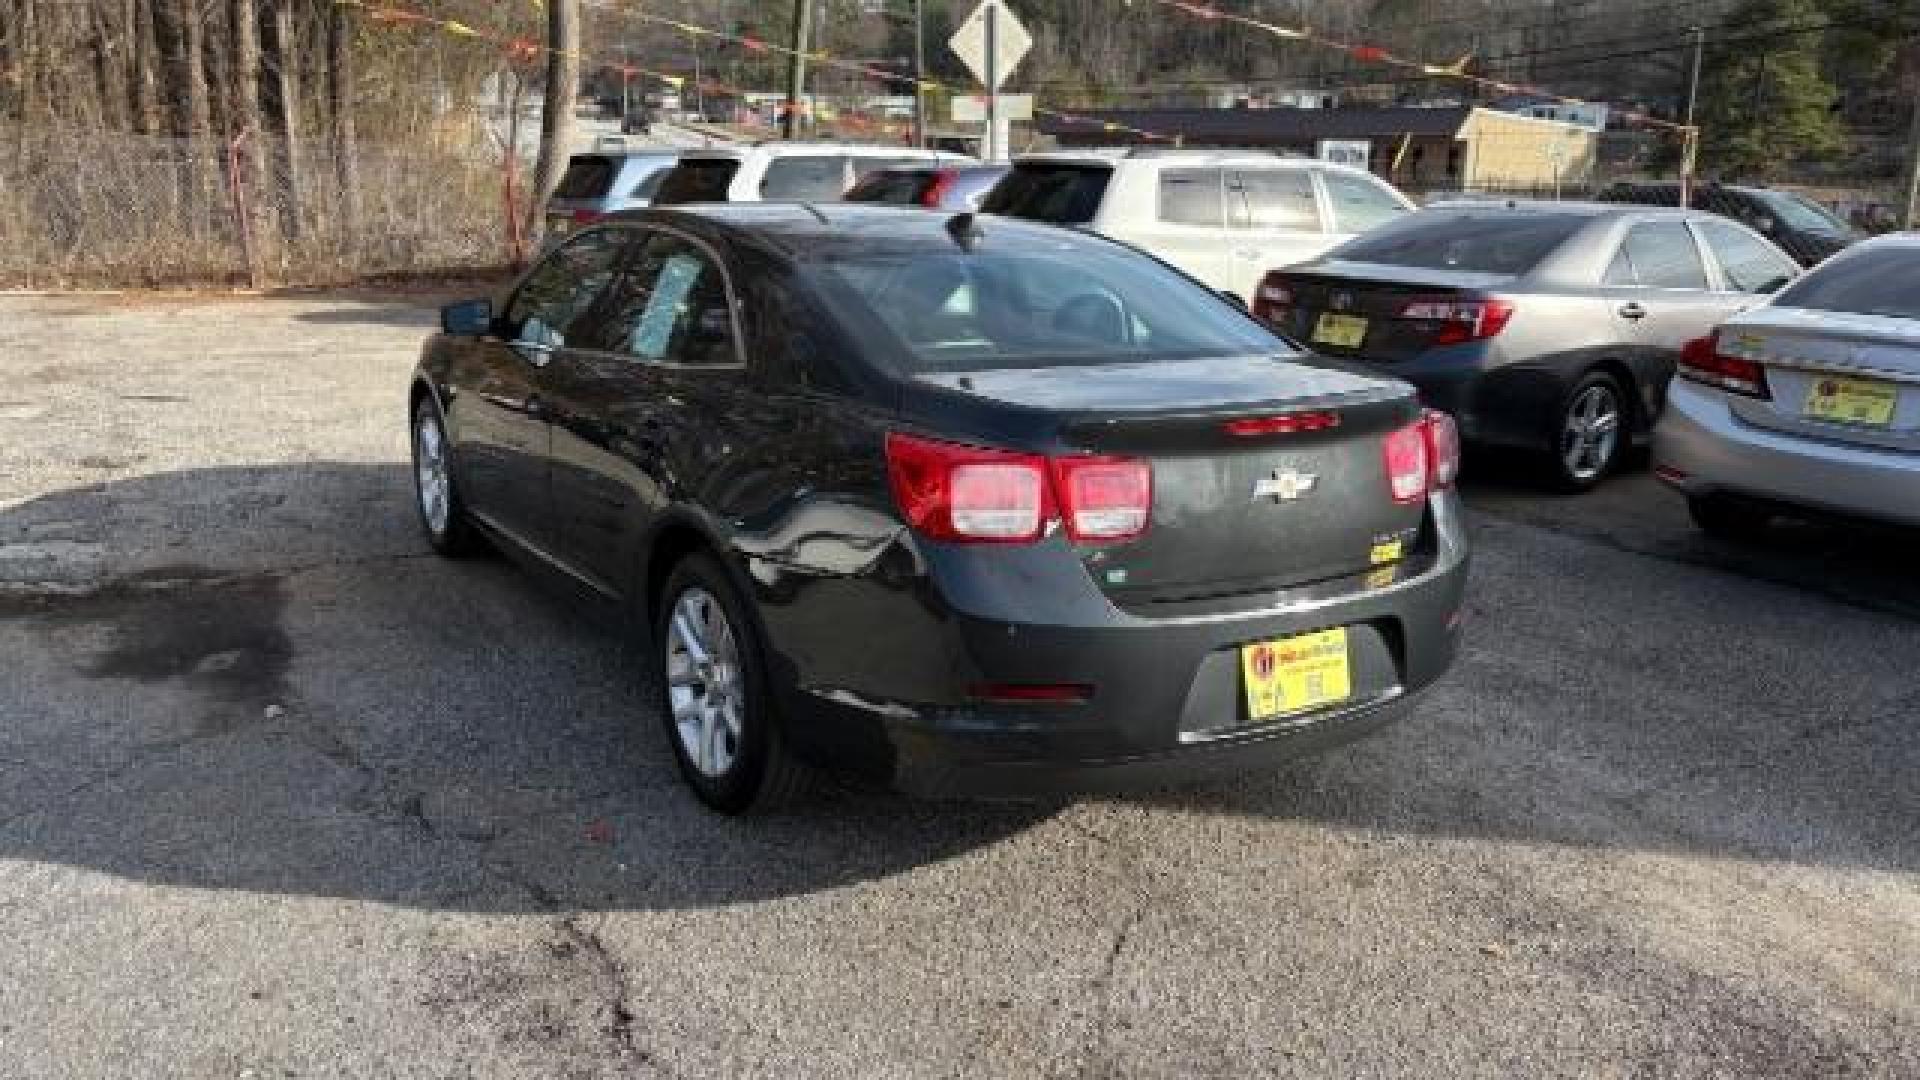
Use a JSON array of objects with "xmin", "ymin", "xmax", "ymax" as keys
[
  {"xmin": 1263, "ymin": 261, "xmax": 1517, "ymax": 363},
  {"xmin": 909, "ymin": 355, "xmax": 1429, "ymax": 603},
  {"xmin": 1721, "ymin": 308, "xmax": 1920, "ymax": 453}
]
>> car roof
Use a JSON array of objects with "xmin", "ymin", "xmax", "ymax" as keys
[
  {"xmin": 679, "ymin": 142, "xmax": 952, "ymax": 162},
  {"xmin": 1012, "ymin": 148, "xmax": 1324, "ymax": 170},
  {"xmin": 1410, "ymin": 199, "xmax": 1704, "ymax": 222},
  {"xmin": 615, "ymin": 202, "xmax": 1109, "ymax": 258}
]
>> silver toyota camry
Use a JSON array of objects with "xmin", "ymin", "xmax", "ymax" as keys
[{"xmin": 1654, "ymin": 233, "xmax": 1920, "ymax": 536}]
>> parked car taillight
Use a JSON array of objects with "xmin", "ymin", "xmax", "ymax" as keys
[
  {"xmin": 1398, "ymin": 296, "xmax": 1514, "ymax": 345},
  {"xmin": 885, "ymin": 433, "xmax": 1151, "ymax": 545},
  {"xmin": 1679, "ymin": 332, "xmax": 1771, "ymax": 399},
  {"xmin": 1252, "ymin": 273, "xmax": 1294, "ymax": 324},
  {"xmin": 1382, "ymin": 410, "xmax": 1459, "ymax": 504},
  {"xmin": 919, "ymin": 169, "xmax": 958, "ymax": 208}
]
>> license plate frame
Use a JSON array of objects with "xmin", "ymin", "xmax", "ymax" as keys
[
  {"xmin": 1312, "ymin": 312, "xmax": 1368, "ymax": 349},
  {"xmin": 1241, "ymin": 627, "xmax": 1352, "ymax": 722},
  {"xmin": 1804, "ymin": 374, "xmax": 1899, "ymax": 427}
]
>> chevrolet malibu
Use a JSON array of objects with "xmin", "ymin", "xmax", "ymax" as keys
[{"xmin": 409, "ymin": 204, "xmax": 1469, "ymax": 813}]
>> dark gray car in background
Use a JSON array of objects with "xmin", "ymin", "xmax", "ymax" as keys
[{"xmin": 1254, "ymin": 202, "xmax": 1800, "ymax": 489}]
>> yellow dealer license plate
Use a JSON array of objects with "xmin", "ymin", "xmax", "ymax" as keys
[
  {"xmin": 1805, "ymin": 374, "xmax": 1898, "ymax": 427},
  {"xmin": 1312, "ymin": 312, "xmax": 1368, "ymax": 349},
  {"xmin": 1241, "ymin": 628, "xmax": 1351, "ymax": 722}
]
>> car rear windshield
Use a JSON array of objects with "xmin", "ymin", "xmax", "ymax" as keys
[
  {"xmin": 1771, "ymin": 247, "xmax": 1920, "ymax": 320},
  {"xmin": 980, "ymin": 162, "xmax": 1111, "ymax": 224},
  {"xmin": 652, "ymin": 159, "xmax": 740, "ymax": 204},
  {"xmin": 1333, "ymin": 212, "xmax": 1587, "ymax": 275},
  {"xmin": 804, "ymin": 235, "xmax": 1286, "ymax": 373},
  {"xmin": 846, "ymin": 169, "xmax": 937, "ymax": 205},
  {"xmin": 554, "ymin": 155, "xmax": 617, "ymax": 199}
]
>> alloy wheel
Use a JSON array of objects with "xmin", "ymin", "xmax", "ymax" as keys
[
  {"xmin": 414, "ymin": 407, "xmax": 451, "ymax": 535},
  {"xmin": 1560, "ymin": 383, "xmax": 1621, "ymax": 483},
  {"xmin": 664, "ymin": 586, "xmax": 745, "ymax": 778}
]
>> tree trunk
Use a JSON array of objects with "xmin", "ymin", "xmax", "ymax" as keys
[
  {"xmin": 327, "ymin": 0, "xmax": 360, "ymax": 249},
  {"xmin": 154, "ymin": 0, "xmax": 216, "ymax": 235},
  {"xmin": 527, "ymin": 0, "xmax": 579, "ymax": 239},
  {"xmin": 265, "ymin": 0, "xmax": 305, "ymax": 242},
  {"xmin": 228, "ymin": 0, "xmax": 275, "ymax": 278},
  {"xmin": 131, "ymin": 0, "xmax": 164, "ymax": 136}
]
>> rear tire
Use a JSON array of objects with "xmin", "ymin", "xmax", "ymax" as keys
[
  {"xmin": 1549, "ymin": 371, "xmax": 1627, "ymax": 492},
  {"xmin": 411, "ymin": 395, "xmax": 482, "ymax": 558},
  {"xmin": 1689, "ymin": 494, "xmax": 1773, "ymax": 541},
  {"xmin": 655, "ymin": 552, "xmax": 813, "ymax": 814}
]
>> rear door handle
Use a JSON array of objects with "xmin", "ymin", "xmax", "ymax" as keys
[{"xmin": 1617, "ymin": 302, "xmax": 1647, "ymax": 320}]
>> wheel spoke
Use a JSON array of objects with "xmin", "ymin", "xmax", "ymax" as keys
[{"xmin": 672, "ymin": 607, "xmax": 710, "ymax": 666}]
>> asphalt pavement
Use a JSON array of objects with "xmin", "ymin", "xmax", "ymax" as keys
[{"xmin": 1, "ymin": 292, "xmax": 1915, "ymax": 1078}]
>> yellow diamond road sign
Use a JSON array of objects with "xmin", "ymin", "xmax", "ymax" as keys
[{"xmin": 948, "ymin": 0, "xmax": 1031, "ymax": 91}]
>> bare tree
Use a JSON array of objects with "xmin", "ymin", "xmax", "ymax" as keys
[{"xmin": 265, "ymin": 0, "xmax": 307, "ymax": 241}]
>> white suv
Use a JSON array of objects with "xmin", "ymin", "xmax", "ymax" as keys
[
  {"xmin": 982, "ymin": 150, "xmax": 1416, "ymax": 304},
  {"xmin": 652, "ymin": 142, "xmax": 971, "ymax": 204}
]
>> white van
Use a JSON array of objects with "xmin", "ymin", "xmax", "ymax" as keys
[{"xmin": 982, "ymin": 149, "xmax": 1416, "ymax": 304}]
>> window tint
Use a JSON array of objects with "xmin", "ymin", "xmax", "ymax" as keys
[
  {"xmin": 760, "ymin": 156, "xmax": 848, "ymax": 200},
  {"xmin": 1158, "ymin": 169, "xmax": 1224, "ymax": 226},
  {"xmin": 1620, "ymin": 222, "xmax": 1707, "ymax": 289},
  {"xmin": 1336, "ymin": 212, "xmax": 1586, "ymax": 275},
  {"xmin": 981, "ymin": 162, "xmax": 1112, "ymax": 224},
  {"xmin": 1772, "ymin": 246, "xmax": 1920, "ymax": 320},
  {"xmin": 652, "ymin": 159, "xmax": 740, "ymax": 204},
  {"xmin": 1323, "ymin": 171, "xmax": 1408, "ymax": 233},
  {"xmin": 603, "ymin": 234, "xmax": 738, "ymax": 366},
  {"xmin": 504, "ymin": 230, "xmax": 628, "ymax": 348},
  {"xmin": 804, "ymin": 237, "xmax": 1286, "ymax": 373},
  {"xmin": 553, "ymin": 155, "xmax": 617, "ymax": 199},
  {"xmin": 1698, "ymin": 220, "xmax": 1796, "ymax": 293},
  {"xmin": 1229, "ymin": 169, "xmax": 1318, "ymax": 230}
]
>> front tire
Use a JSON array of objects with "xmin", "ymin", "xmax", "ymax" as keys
[
  {"xmin": 1689, "ymin": 494, "xmax": 1773, "ymax": 541},
  {"xmin": 655, "ymin": 553, "xmax": 812, "ymax": 814},
  {"xmin": 1550, "ymin": 372, "xmax": 1627, "ymax": 492},
  {"xmin": 411, "ymin": 395, "xmax": 482, "ymax": 557}
]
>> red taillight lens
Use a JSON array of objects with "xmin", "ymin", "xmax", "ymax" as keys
[
  {"xmin": 886, "ymin": 433, "xmax": 1150, "ymax": 545},
  {"xmin": 1399, "ymin": 296, "xmax": 1514, "ymax": 346},
  {"xmin": 966, "ymin": 682, "xmax": 1094, "ymax": 704},
  {"xmin": 1382, "ymin": 421, "xmax": 1431, "ymax": 504},
  {"xmin": 1422, "ymin": 408, "xmax": 1460, "ymax": 490},
  {"xmin": 570, "ymin": 208, "xmax": 603, "ymax": 225},
  {"xmin": 1224, "ymin": 411, "xmax": 1340, "ymax": 437},
  {"xmin": 1679, "ymin": 332, "xmax": 1771, "ymax": 398},
  {"xmin": 1051, "ymin": 456, "xmax": 1152, "ymax": 542},
  {"xmin": 1252, "ymin": 273, "xmax": 1294, "ymax": 323},
  {"xmin": 885, "ymin": 433, "xmax": 1051, "ymax": 543},
  {"xmin": 919, "ymin": 169, "xmax": 957, "ymax": 208}
]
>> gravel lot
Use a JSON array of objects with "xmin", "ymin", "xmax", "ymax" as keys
[{"xmin": 2, "ymin": 291, "xmax": 1916, "ymax": 1078}]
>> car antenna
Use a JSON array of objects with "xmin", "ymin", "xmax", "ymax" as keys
[{"xmin": 945, "ymin": 212, "xmax": 985, "ymax": 251}]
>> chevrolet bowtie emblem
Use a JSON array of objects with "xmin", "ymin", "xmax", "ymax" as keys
[{"xmin": 1254, "ymin": 468, "xmax": 1317, "ymax": 502}]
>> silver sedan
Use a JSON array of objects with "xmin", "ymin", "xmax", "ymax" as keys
[{"xmin": 1655, "ymin": 233, "xmax": 1920, "ymax": 535}]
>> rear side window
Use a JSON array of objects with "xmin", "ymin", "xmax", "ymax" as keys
[
  {"xmin": 1158, "ymin": 169, "xmax": 1225, "ymax": 226},
  {"xmin": 653, "ymin": 159, "xmax": 740, "ymax": 204},
  {"xmin": 1698, "ymin": 220, "xmax": 1796, "ymax": 293},
  {"xmin": 1620, "ymin": 222, "xmax": 1708, "ymax": 289},
  {"xmin": 1335, "ymin": 212, "xmax": 1587, "ymax": 275},
  {"xmin": 554, "ymin": 155, "xmax": 617, "ymax": 199},
  {"xmin": 1772, "ymin": 247, "xmax": 1920, "ymax": 319},
  {"xmin": 1323, "ymin": 171, "xmax": 1408, "ymax": 233},
  {"xmin": 981, "ymin": 163, "xmax": 1112, "ymax": 224},
  {"xmin": 761, "ymin": 156, "xmax": 848, "ymax": 200},
  {"xmin": 1229, "ymin": 169, "xmax": 1318, "ymax": 230}
]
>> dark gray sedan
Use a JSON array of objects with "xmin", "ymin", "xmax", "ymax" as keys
[{"xmin": 1254, "ymin": 202, "xmax": 1800, "ymax": 489}]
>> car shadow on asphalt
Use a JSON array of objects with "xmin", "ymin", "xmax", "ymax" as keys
[{"xmin": 2, "ymin": 462, "xmax": 1916, "ymax": 915}]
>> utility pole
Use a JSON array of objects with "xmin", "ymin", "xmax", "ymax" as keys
[
  {"xmin": 1681, "ymin": 24, "xmax": 1704, "ymax": 208},
  {"xmin": 984, "ymin": 3, "xmax": 998, "ymax": 161},
  {"xmin": 783, "ymin": 0, "xmax": 814, "ymax": 140},
  {"xmin": 913, "ymin": 0, "xmax": 927, "ymax": 148}
]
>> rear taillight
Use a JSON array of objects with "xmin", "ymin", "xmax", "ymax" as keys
[
  {"xmin": 570, "ymin": 209, "xmax": 603, "ymax": 226},
  {"xmin": 1382, "ymin": 410, "xmax": 1459, "ymax": 504},
  {"xmin": 919, "ymin": 169, "xmax": 958, "ymax": 208},
  {"xmin": 1252, "ymin": 273, "xmax": 1294, "ymax": 324},
  {"xmin": 1679, "ymin": 332, "xmax": 1771, "ymax": 398},
  {"xmin": 885, "ymin": 433, "xmax": 1151, "ymax": 545},
  {"xmin": 1398, "ymin": 296, "xmax": 1514, "ymax": 346}
]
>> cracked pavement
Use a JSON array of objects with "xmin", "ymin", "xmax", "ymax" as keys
[{"xmin": 2, "ymin": 292, "xmax": 1917, "ymax": 1078}]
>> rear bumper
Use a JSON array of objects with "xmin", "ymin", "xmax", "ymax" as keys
[
  {"xmin": 752, "ymin": 493, "xmax": 1470, "ymax": 797},
  {"xmin": 1654, "ymin": 381, "xmax": 1920, "ymax": 527}
]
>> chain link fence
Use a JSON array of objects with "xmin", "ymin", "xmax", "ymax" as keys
[{"xmin": 0, "ymin": 128, "xmax": 524, "ymax": 289}]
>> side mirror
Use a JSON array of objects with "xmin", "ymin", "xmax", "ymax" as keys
[{"xmin": 440, "ymin": 298, "xmax": 493, "ymax": 336}]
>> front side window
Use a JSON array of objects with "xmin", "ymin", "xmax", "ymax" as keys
[
  {"xmin": 1229, "ymin": 169, "xmax": 1319, "ymax": 230},
  {"xmin": 760, "ymin": 156, "xmax": 849, "ymax": 200},
  {"xmin": 1698, "ymin": 220, "xmax": 1796, "ymax": 293},
  {"xmin": 1620, "ymin": 222, "xmax": 1708, "ymax": 290},
  {"xmin": 503, "ymin": 230, "xmax": 628, "ymax": 348},
  {"xmin": 1323, "ymin": 171, "xmax": 1409, "ymax": 233},
  {"xmin": 1158, "ymin": 169, "xmax": 1225, "ymax": 227}
]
